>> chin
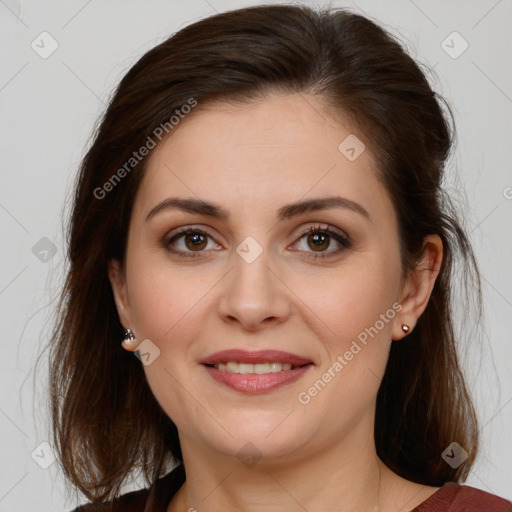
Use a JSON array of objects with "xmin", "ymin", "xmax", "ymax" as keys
[{"xmin": 217, "ymin": 417, "xmax": 309, "ymax": 457}]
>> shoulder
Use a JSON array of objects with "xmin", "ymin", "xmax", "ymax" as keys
[
  {"xmin": 414, "ymin": 481, "xmax": 512, "ymax": 511},
  {"xmin": 69, "ymin": 463, "xmax": 186, "ymax": 512},
  {"xmin": 69, "ymin": 486, "xmax": 149, "ymax": 511}
]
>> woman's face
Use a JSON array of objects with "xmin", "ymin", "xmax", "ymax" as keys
[{"xmin": 110, "ymin": 93, "xmax": 423, "ymax": 463}]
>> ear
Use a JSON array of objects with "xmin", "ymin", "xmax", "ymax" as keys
[
  {"xmin": 107, "ymin": 259, "xmax": 133, "ymax": 333},
  {"xmin": 392, "ymin": 234, "xmax": 443, "ymax": 340}
]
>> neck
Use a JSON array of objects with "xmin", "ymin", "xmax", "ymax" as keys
[{"xmin": 170, "ymin": 423, "xmax": 418, "ymax": 512}]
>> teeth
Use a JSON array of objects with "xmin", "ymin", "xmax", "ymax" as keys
[{"xmin": 213, "ymin": 362, "xmax": 296, "ymax": 373}]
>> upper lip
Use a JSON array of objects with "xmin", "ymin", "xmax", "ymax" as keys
[{"xmin": 200, "ymin": 349, "xmax": 313, "ymax": 366}]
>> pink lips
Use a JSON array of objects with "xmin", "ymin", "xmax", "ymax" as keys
[{"xmin": 200, "ymin": 349, "xmax": 313, "ymax": 394}]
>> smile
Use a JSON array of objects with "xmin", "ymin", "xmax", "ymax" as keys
[
  {"xmin": 203, "ymin": 361, "xmax": 313, "ymax": 394},
  {"xmin": 212, "ymin": 362, "xmax": 301, "ymax": 373}
]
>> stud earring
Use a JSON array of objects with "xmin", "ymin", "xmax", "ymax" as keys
[
  {"xmin": 401, "ymin": 324, "xmax": 410, "ymax": 333},
  {"xmin": 121, "ymin": 328, "xmax": 137, "ymax": 350}
]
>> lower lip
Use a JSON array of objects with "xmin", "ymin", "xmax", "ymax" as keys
[{"xmin": 203, "ymin": 364, "xmax": 313, "ymax": 394}]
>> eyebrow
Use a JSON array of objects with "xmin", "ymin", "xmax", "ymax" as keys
[{"xmin": 145, "ymin": 196, "xmax": 371, "ymax": 223}]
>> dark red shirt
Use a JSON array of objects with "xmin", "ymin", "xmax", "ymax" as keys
[{"xmin": 71, "ymin": 464, "xmax": 512, "ymax": 511}]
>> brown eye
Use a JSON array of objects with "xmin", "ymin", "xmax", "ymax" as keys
[
  {"xmin": 183, "ymin": 232, "xmax": 207, "ymax": 251},
  {"xmin": 165, "ymin": 227, "xmax": 220, "ymax": 258},
  {"xmin": 293, "ymin": 225, "xmax": 351, "ymax": 259},
  {"xmin": 306, "ymin": 232, "xmax": 330, "ymax": 251}
]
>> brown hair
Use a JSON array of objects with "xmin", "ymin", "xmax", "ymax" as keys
[{"xmin": 47, "ymin": 4, "xmax": 482, "ymax": 503}]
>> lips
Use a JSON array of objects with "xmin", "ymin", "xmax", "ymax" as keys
[
  {"xmin": 200, "ymin": 349, "xmax": 314, "ymax": 394},
  {"xmin": 203, "ymin": 364, "xmax": 312, "ymax": 394},
  {"xmin": 200, "ymin": 349, "xmax": 313, "ymax": 367}
]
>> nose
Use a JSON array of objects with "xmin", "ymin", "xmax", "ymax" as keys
[{"xmin": 217, "ymin": 247, "xmax": 291, "ymax": 332}]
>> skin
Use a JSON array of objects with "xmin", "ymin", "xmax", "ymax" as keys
[{"xmin": 109, "ymin": 93, "xmax": 444, "ymax": 512}]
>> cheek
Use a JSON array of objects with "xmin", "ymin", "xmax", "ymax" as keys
[
  {"xmin": 301, "ymin": 259, "xmax": 399, "ymax": 349},
  {"xmin": 294, "ymin": 258, "xmax": 400, "ymax": 408},
  {"xmin": 295, "ymin": 298, "xmax": 396, "ymax": 435},
  {"xmin": 130, "ymin": 280, "xmax": 209, "ymax": 360},
  {"xmin": 125, "ymin": 242, "xmax": 210, "ymax": 343}
]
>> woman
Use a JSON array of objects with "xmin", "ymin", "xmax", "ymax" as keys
[{"xmin": 48, "ymin": 4, "xmax": 511, "ymax": 511}]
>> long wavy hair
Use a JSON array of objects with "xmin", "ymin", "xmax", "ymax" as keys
[{"xmin": 46, "ymin": 4, "xmax": 482, "ymax": 503}]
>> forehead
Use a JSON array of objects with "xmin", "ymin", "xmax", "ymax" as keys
[{"xmin": 133, "ymin": 93, "xmax": 392, "ymax": 223}]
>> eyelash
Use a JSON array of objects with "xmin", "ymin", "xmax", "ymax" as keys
[{"xmin": 163, "ymin": 224, "xmax": 351, "ymax": 260}]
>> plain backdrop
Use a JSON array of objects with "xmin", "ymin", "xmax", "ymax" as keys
[{"xmin": 1, "ymin": 0, "xmax": 511, "ymax": 510}]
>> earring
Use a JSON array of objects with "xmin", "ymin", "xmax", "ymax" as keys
[
  {"xmin": 401, "ymin": 324, "xmax": 410, "ymax": 333},
  {"xmin": 121, "ymin": 328, "xmax": 137, "ymax": 349}
]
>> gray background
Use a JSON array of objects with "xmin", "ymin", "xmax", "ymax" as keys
[{"xmin": 1, "ymin": 0, "xmax": 511, "ymax": 509}]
